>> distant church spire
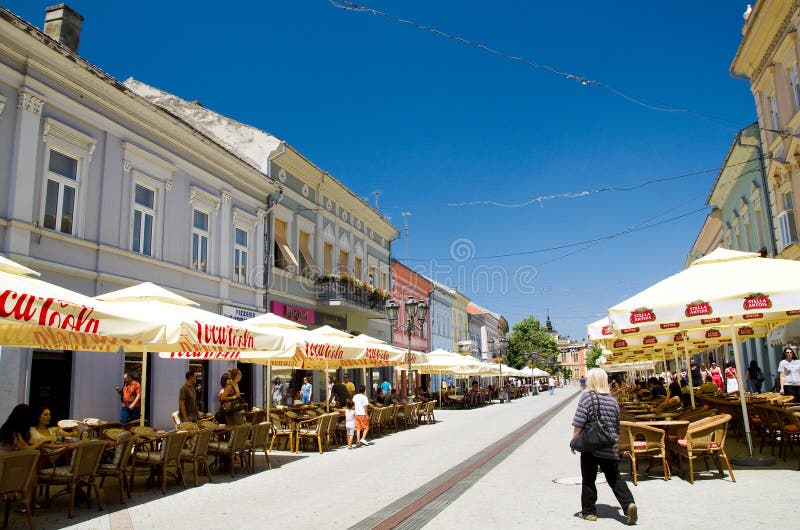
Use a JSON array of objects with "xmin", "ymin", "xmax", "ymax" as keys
[{"xmin": 545, "ymin": 309, "xmax": 553, "ymax": 332}]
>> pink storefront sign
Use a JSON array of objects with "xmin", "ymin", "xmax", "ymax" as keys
[{"xmin": 270, "ymin": 301, "xmax": 315, "ymax": 324}]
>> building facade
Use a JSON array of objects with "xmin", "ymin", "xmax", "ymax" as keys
[
  {"xmin": 390, "ymin": 260, "xmax": 432, "ymax": 393},
  {"xmin": 466, "ymin": 303, "xmax": 509, "ymax": 362}
]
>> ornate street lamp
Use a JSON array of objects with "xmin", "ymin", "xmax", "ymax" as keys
[{"xmin": 385, "ymin": 296, "xmax": 427, "ymax": 399}]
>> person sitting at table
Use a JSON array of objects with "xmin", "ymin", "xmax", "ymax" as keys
[
  {"xmin": 649, "ymin": 377, "xmax": 667, "ymax": 400},
  {"xmin": 667, "ymin": 381, "xmax": 681, "ymax": 400},
  {"xmin": 698, "ymin": 375, "xmax": 719, "ymax": 394},
  {"xmin": 29, "ymin": 407, "xmax": 71, "ymax": 448},
  {"xmin": 0, "ymin": 404, "xmax": 48, "ymax": 452}
]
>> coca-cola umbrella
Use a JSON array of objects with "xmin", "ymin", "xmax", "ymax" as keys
[
  {"xmin": 95, "ymin": 283, "xmax": 286, "ymax": 425},
  {"xmin": 0, "ymin": 256, "xmax": 169, "ymax": 351},
  {"xmin": 606, "ymin": 248, "xmax": 800, "ymax": 457}
]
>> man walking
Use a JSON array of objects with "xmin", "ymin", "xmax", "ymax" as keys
[
  {"xmin": 548, "ymin": 376, "xmax": 556, "ymax": 395},
  {"xmin": 115, "ymin": 372, "xmax": 142, "ymax": 424},
  {"xmin": 179, "ymin": 371, "xmax": 199, "ymax": 423},
  {"xmin": 353, "ymin": 384, "xmax": 371, "ymax": 446}
]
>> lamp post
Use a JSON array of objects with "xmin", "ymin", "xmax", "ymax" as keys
[
  {"xmin": 529, "ymin": 351, "xmax": 539, "ymax": 395},
  {"xmin": 385, "ymin": 296, "xmax": 428, "ymax": 399}
]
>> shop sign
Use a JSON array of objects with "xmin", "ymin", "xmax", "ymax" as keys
[{"xmin": 222, "ymin": 305, "xmax": 258, "ymax": 322}]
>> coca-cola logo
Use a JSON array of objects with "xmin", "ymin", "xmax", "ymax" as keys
[
  {"xmin": 621, "ymin": 327, "xmax": 640, "ymax": 335},
  {"xmin": 168, "ymin": 351, "xmax": 241, "ymax": 359},
  {"xmin": 613, "ymin": 339, "xmax": 628, "ymax": 348},
  {"xmin": 743, "ymin": 313, "xmax": 763, "ymax": 320},
  {"xmin": 0, "ymin": 289, "xmax": 101, "ymax": 333},
  {"xmin": 685, "ymin": 301, "xmax": 712, "ymax": 317},
  {"xmin": 660, "ymin": 322, "xmax": 679, "ymax": 329},
  {"xmin": 643, "ymin": 335, "xmax": 658, "ymax": 345},
  {"xmin": 194, "ymin": 322, "xmax": 254, "ymax": 349},
  {"xmin": 601, "ymin": 325, "xmax": 612, "ymax": 336},
  {"xmin": 705, "ymin": 329, "xmax": 721, "ymax": 339},
  {"xmin": 630, "ymin": 307, "xmax": 656, "ymax": 324},
  {"xmin": 365, "ymin": 347, "xmax": 390, "ymax": 362},
  {"xmin": 738, "ymin": 327, "xmax": 754, "ymax": 336},
  {"xmin": 701, "ymin": 317, "xmax": 721, "ymax": 324},
  {"xmin": 305, "ymin": 341, "xmax": 344, "ymax": 359},
  {"xmin": 743, "ymin": 293, "xmax": 772, "ymax": 310}
]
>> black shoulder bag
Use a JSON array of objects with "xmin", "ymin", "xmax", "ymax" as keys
[{"xmin": 570, "ymin": 391, "xmax": 616, "ymax": 453}]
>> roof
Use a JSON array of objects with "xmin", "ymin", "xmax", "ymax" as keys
[
  {"xmin": 467, "ymin": 303, "xmax": 489, "ymax": 314},
  {"xmin": 124, "ymin": 79, "xmax": 283, "ymax": 175}
]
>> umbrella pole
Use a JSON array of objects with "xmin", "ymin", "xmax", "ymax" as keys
[
  {"xmin": 730, "ymin": 329, "xmax": 754, "ymax": 456},
  {"xmin": 325, "ymin": 358, "xmax": 330, "ymax": 412},
  {"xmin": 266, "ymin": 361, "xmax": 272, "ymax": 412},
  {"xmin": 140, "ymin": 350, "xmax": 148, "ymax": 427},
  {"xmin": 439, "ymin": 370, "xmax": 442, "ymax": 407},
  {"xmin": 682, "ymin": 335, "xmax": 696, "ymax": 409}
]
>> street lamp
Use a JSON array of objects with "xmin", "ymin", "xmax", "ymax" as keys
[{"xmin": 385, "ymin": 296, "xmax": 427, "ymax": 399}]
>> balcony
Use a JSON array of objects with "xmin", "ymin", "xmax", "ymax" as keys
[{"xmin": 316, "ymin": 276, "xmax": 389, "ymax": 313}]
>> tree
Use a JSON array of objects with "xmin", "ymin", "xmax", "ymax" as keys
[
  {"xmin": 507, "ymin": 316, "xmax": 559, "ymax": 369},
  {"xmin": 585, "ymin": 343, "xmax": 603, "ymax": 369}
]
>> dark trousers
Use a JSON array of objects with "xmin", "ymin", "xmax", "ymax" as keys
[
  {"xmin": 580, "ymin": 452, "xmax": 635, "ymax": 516},
  {"xmin": 785, "ymin": 384, "xmax": 800, "ymax": 401}
]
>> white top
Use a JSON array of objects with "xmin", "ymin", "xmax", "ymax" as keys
[
  {"xmin": 548, "ymin": 377, "xmax": 555, "ymax": 386},
  {"xmin": 353, "ymin": 393, "xmax": 369, "ymax": 416},
  {"xmin": 344, "ymin": 409, "xmax": 356, "ymax": 425},
  {"xmin": 778, "ymin": 359, "xmax": 800, "ymax": 386}
]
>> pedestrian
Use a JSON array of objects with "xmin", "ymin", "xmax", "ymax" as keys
[
  {"xmin": 747, "ymin": 360, "xmax": 764, "ymax": 394},
  {"xmin": 114, "ymin": 372, "xmax": 141, "ymax": 425},
  {"xmin": 179, "ymin": 370, "xmax": 199, "ymax": 423},
  {"xmin": 710, "ymin": 362, "xmax": 724, "ymax": 391},
  {"xmin": 571, "ymin": 368, "xmax": 637, "ymax": 525},
  {"xmin": 689, "ymin": 358, "xmax": 702, "ymax": 388},
  {"xmin": 579, "ymin": 376, "xmax": 586, "ymax": 390},
  {"xmin": 215, "ymin": 373, "xmax": 229, "ymax": 423},
  {"xmin": 343, "ymin": 400, "xmax": 356, "ymax": 449},
  {"xmin": 725, "ymin": 362, "xmax": 739, "ymax": 393},
  {"xmin": 381, "ymin": 378, "xmax": 391, "ymax": 396},
  {"xmin": 221, "ymin": 368, "xmax": 244, "ymax": 426},
  {"xmin": 548, "ymin": 376, "xmax": 556, "ymax": 395},
  {"xmin": 301, "ymin": 377, "xmax": 313, "ymax": 404},
  {"xmin": 699, "ymin": 363, "xmax": 711, "ymax": 383},
  {"xmin": 329, "ymin": 377, "xmax": 351, "ymax": 408},
  {"xmin": 778, "ymin": 345, "xmax": 800, "ymax": 401},
  {"xmin": 343, "ymin": 373, "xmax": 355, "ymax": 396},
  {"xmin": 353, "ymin": 385, "xmax": 371, "ymax": 446},
  {"xmin": 272, "ymin": 377, "xmax": 284, "ymax": 406}
]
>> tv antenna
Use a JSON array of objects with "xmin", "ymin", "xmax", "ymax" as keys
[
  {"xmin": 372, "ymin": 190, "xmax": 383, "ymax": 212},
  {"xmin": 401, "ymin": 212, "xmax": 411, "ymax": 266}
]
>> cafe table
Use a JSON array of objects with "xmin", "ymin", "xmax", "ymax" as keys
[{"xmin": 635, "ymin": 419, "xmax": 690, "ymax": 467}]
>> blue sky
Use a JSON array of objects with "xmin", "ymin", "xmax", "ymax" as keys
[{"xmin": 5, "ymin": 1, "xmax": 757, "ymax": 340}]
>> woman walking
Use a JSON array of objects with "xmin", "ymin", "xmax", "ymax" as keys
[
  {"xmin": 220, "ymin": 368, "xmax": 244, "ymax": 426},
  {"xmin": 300, "ymin": 377, "xmax": 313, "ymax": 404},
  {"xmin": 571, "ymin": 368, "xmax": 637, "ymax": 525},
  {"xmin": 709, "ymin": 362, "xmax": 724, "ymax": 391},
  {"xmin": 778, "ymin": 345, "xmax": 800, "ymax": 401},
  {"xmin": 724, "ymin": 362, "xmax": 739, "ymax": 393}
]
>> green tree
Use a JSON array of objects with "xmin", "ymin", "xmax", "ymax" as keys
[
  {"xmin": 585, "ymin": 343, "xmax": 603, "ymax": 369},
  {"xmin": 507, "ymin": 316, "xmax": 559, "ymax": 369}
]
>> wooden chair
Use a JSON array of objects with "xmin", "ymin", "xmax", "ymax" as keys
[
  {"xmin": 132, "ymin": 430, "xmax": 188, "ymax": 494},
  {"xmin": 424, "ymin": 401, "xmax": 436, "ymax": 424},
  {"xmin": 296, "ymin": 414, "xmax": 329, "ymax": 453},
  {"xmin": 180, "ymin": 428, "xmax": 213, "ymax": 486},
  {"xmin": 325, "ymin": 413, "xmax": 341, "ymax": 449},
  {"xmin": 0, "ymin": 450, "xmax": 38, "ymax": 530},
  {"xmin": 619, "ymin": 421, "xmax": 669, "ymax": 485},
  {"xmin": 208, "ymin": 424, "xmax": 251, "ymax": 477},
  {"xmin": 249, "ymin": 410, "xmax": 267, "ymax": 424},
  {"xmin": 675, "ymin": 414, "xmax": 735, "ymax": 484},
  {"xmin": 97, "ymin": 430, "xmax": 135, "ymax": 504},
  {"xmin": 247, "ymin": 422, "xmax": 272, "ymax": 471},
  {"xmin": 268, "ymin": 414, "xmax": 294, "ymax": 452},
  {"xmin": 39, "ymin": 440, "xmax": 106, "ymax": 518}
]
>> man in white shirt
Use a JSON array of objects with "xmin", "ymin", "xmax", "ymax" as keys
[{"xmin": 353, "ymin": 385, "xmax": 371, "ymax": 446}]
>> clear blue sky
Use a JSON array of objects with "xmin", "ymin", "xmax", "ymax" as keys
[{"xmin": 6, "ymin": 1, "xmax": 757, "ymax": 340}]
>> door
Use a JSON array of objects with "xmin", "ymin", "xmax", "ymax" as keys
[{"xmin": 29, "ymin": 350, "xmax": 73, "ymax": 424}]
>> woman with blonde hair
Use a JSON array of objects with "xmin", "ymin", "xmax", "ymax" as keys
[
  {"xmin": 220, "ymin": 368, "xmax": 244, "ymax": 426},
  {"xmin": 571, "ymin": 368, "xmax": 637, "ymax": 524}
]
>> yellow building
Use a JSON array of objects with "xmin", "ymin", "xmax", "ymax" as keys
[
  {"xmin": 451, "ymin": 290, "xmax": 471, "ymax": 353},
  {"xmin": 732, "ymin": 1, "xmax": 800, "ymax": 260}
]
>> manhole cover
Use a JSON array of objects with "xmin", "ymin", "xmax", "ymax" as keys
[{"xmin": 553, "ymin": 476, "xmax": 606, "ymax": 485}]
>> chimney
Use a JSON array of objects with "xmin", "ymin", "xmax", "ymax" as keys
[{"xmin": 43, "ymin": 4, "xmax": 84, "ymax": 53}]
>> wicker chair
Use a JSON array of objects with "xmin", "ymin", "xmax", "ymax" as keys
[
  {"xmin": 325, "ymin": 413, "xmax": 341, "ymax": 449},
  {"xmin": 180, "ymin": 428, "xmax": 213, "ymax": 486},
  {"xmin": 619, "ymin": 421, "xmax": 669, "ymax": 485},
  {"xmin": 675, "ymin": 414, "xmax": 735, "ymax": 484},
  {"xmin": 268, "ymin": 414, "xmax": 294, "ymax": 452},
  {"xmin": 208, "ymin": 424, "xmax": 251, "ymax": 477},
  {"xmin": 247, "ymin": 422, "xmax": 272, "ymax": 471},
  {"xmin": 39, "ymin": 440, "xmax": 106, "ymax": 518},
  {"xmin": 132, "ymin": 430, "xmax": 188, "ymax": 494},
  {"xmin": 97, "ymin": 430, "xmax": 135, "ymax": 503},
  {"xmin": 0, "ymin": 450, "xmax": 38, "ymax": 530},
  {"xmin": 296, "ymin": 414, "xmax": 330, "ymax": 453}
]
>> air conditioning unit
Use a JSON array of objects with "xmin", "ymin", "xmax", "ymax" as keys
[{"xmin": 777, "ymin": 209, "xmax": 798, "ymax": 249}]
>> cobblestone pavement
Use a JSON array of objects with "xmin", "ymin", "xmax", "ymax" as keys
[{"xmin": 13, "ymin": 388, "xmax": 797, "ymax": 529}]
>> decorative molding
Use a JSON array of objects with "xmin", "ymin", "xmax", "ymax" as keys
[
  {"xmin": 257, "ymin": 208, "xmax": 267, "ymax": 222},
  {"xmin": 278, "ymin": 168, "xmax": 287, "ymax": 183},
  {"xmin": 369, "ymin": 229, "xmax": 375, "ymax": 239},
  {"xmin": 221, "ymin": 190, "xmax": 232, "ymax": 206},
  {"xmin": 752, "ymin": 2, "xmax": 800, "ymax": 81},
  {"xmin": 0, "ymin": 94, "xmax": 6, "ymax": 117},
  {"xmin": 165, "ymin": 180, "xmax": 173, "ymax": 191},
  {"xmin": 326, "ymin": 199, "xmax": 333, "ymax": 211},
  {"xmin": 121, "ymin": 141, "xmax": 176, "ymax": 186},
  {"xmin": 190, "ymin": 186, "xmax": 221, "ymax": 211},
  {"xmin": 17, "ymin": 89, "xmax": 44, "ymax": 115},
  {"xmin": 42, "ymin": 117, "xmax": 97, "ymax": 163},
  {"xmin": 122, "ymin": 160, "xmax": 132, "ymax": 172},
  {"xmin": 302, "ymin": 184, "xmax": 309, "ymax": 198},
  {"xmin": 233, "ymin": 207, "xmax": 258, "ymax": 229},
  {"xmin": 342, "ymin": 210, "xmax": 348, "ymax": 222}
]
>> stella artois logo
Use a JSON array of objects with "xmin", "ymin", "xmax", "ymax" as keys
[
  {"xmin": 743, "ymin": 313, "xmax": 763, "ymax": 320},
  {"xmin": 701, "ymin": 317, "xmax": 721, "ymax": 324},
  {"xmin": 738, "ymin": 326, "xmax": 754, "ymax": 336},
  {"xmin": 743, "ymin": 293, "xmax": 772, "ymax": 311},
  {"xmin": 621, "ymin": 327, "xmax": 640, "ymax": 335},
  {"xmin": 660, "ymin": 322, "xmax": 679, "ymax": 329},
  {"xmin": 672, "ymin": 333, "xmax": 683, "ymax": 342},
  {"xmin": 705, "ymin": 329, "xmax": 721, "ymax": 339},
  {"xmin": 630, "ymin": 307, "xmax": 656, "ymax": 324},
  {"xmin": 613, "ymin": 339, "xmax": 628, "ymax": 348},
  {"xmin": 643, "ymin": 335, "xmax": 658, "ymax": 345},
  {"xmin": 786, "ymin": 310, "xmax": 800, "ymax": 316},
  {"xmin": 601, "ymin": 325, "xmax": 612, "ymax": 336},
  {"xmin": 685, "ymin": 300, "xmax": 712, "ymax": 317}
]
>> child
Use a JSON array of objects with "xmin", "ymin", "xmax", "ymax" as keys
[{"xmin": 343, "ymin": 400, "xmax": 356, "ymax": 449}]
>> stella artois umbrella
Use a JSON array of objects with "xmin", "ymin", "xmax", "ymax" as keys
[
  {"xmin": 606, "ymin": 248, "xmax": 800, "ymax": 456},
  {"xmin": 0, "ymin": 256, "xmax": 169, "ymax": 351}
]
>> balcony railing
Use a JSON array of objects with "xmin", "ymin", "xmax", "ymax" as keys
[
  {"xmin": 316, "ymin": 278, "xmax": 388, "ymax": 313},
  {"xmin": 778, "ymin": 209, "xmax": 798, "ymax": 250}
]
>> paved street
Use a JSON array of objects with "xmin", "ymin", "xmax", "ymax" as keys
[{"xmin": 16, "ymin": 388, "xmax": 798, "ymax": 529}]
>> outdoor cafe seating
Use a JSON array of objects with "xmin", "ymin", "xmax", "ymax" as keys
[{"xmin": 38, "ymin": 439, "xmax": 107, "ymax": 518}]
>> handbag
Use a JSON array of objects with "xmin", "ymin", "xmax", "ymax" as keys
[
  {"xmin": 222, "ymin": 396, "xmax": 243, "ymax": 413},
  {"xmin": 570, "ymin": 391, "xmax": 616, "ymax": 453}
]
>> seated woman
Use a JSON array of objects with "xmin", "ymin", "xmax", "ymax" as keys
[
  {"xmin": 0, "ymin": 404, "xmax": 48, "ymax": 452},
  {"xmin": 29, "ymin": 407, "xmax": 72, "ymax": 449}
]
